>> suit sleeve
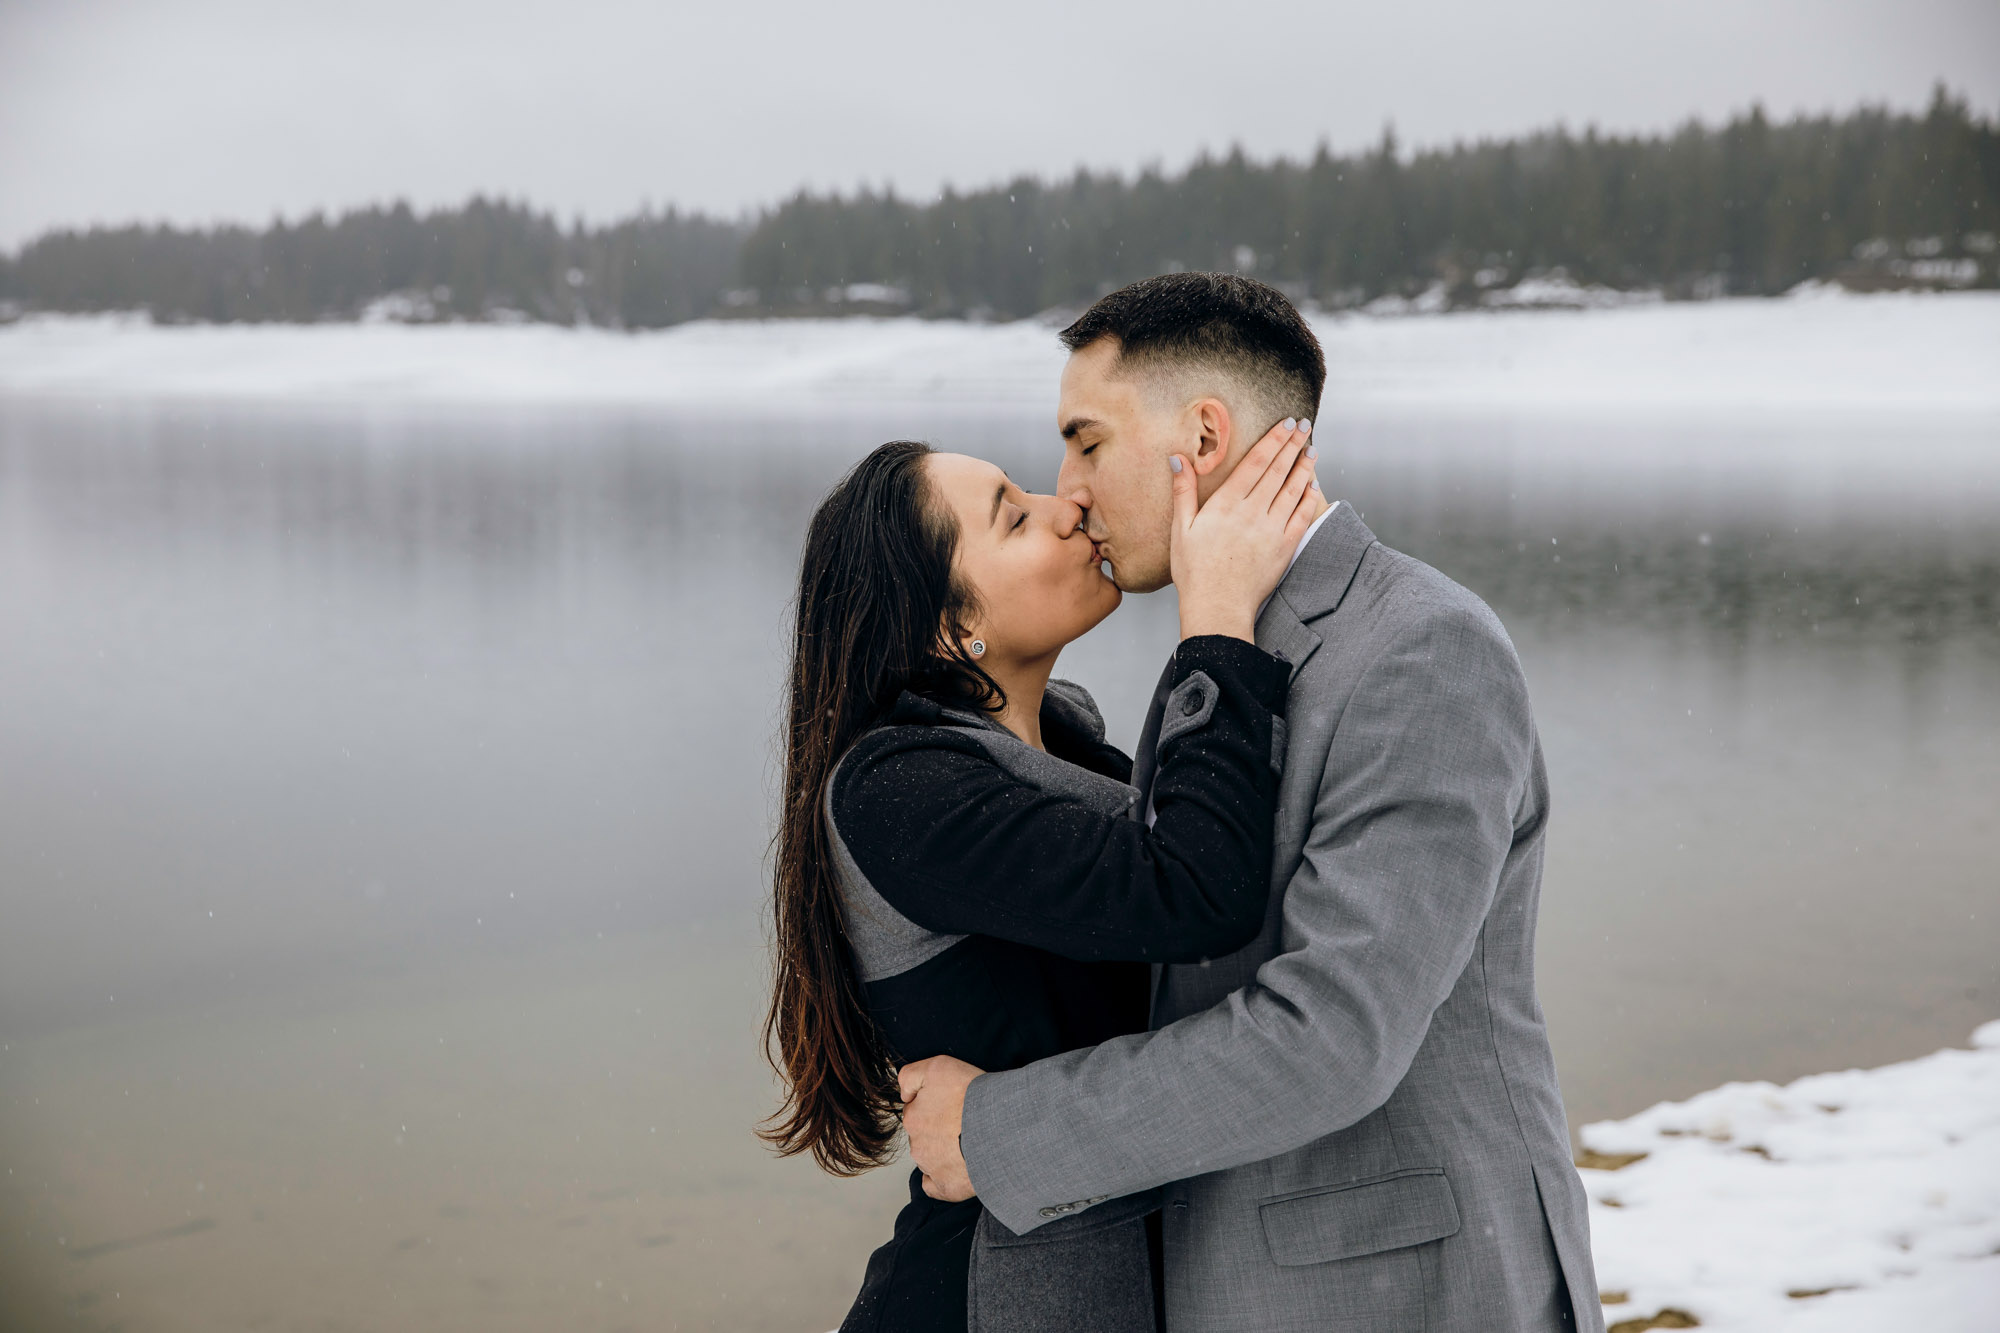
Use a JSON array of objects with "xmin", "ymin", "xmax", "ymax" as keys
[
  {"xmin": 831, "ymin": 635, "xmax": 1288, "ymax": 964},
  {"xmin": 959, "ymin": 605, "xmax": 1538, "ymax": 1235}
]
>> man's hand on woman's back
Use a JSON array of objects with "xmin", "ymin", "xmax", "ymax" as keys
[{"xmin": 899, "ymin": 1053, "xmax": 982, "ymax": 1201}]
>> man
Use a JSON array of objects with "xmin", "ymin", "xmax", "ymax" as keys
[{"xmin": 900, "ymin": 273, "xmax": 1602, "ymax": 1331}]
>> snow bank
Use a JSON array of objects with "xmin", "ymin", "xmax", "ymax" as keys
[
  {"xmin": 0, "ymin": 290, "xmax": 1995, "ymax": 418},
  {"xmin": 0, "ymin": 313, "xmax": 1069, "ymax": 412},
  {"xmin": 1323, "ymin": 290, "xmax": 1999, "ymax": 417},
  {"xmin": 1580, "ymin": 1020, "xmax": 2000, "ymax": 1332}
]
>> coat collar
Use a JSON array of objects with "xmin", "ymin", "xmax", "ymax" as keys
[
  {"xmin": 883, "ymin": 683, "xmax": 1112, "ymax": 765},
  {"xmin": 1254, "ymin": 502, "xmax": 1377, "ymax": 682}
]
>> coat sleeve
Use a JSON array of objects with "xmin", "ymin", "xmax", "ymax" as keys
[
  {"xmin": 831, "ymin": 635, "xmax": 1288, "ymax": 964},
  {"xmin": 958, "ymin": 604, "xmax": 1538, "ymax": 1235}
]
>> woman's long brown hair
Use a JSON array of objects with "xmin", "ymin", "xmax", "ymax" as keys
[{"xmin": 760, "ymin": 441, "xmax": 1001, "ymax": 1174}]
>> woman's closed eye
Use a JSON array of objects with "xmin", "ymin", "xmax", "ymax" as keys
[{"xmin": 1010, "ymin": 510, "xmax": 1027, "ymax": 532}]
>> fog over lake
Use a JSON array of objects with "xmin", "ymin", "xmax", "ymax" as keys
[{"xmin": 1, "ymin": 391, "xmax": 1995, "ymax": 1330}]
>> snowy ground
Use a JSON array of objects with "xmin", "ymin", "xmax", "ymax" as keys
[
  {"xmin": 0, "ymin": 290, "xmax": 1995, "ymax": 418},
  {"xmin": 1580, "ymin": 1020, "xmax": 2000, "ymax": 1332}
]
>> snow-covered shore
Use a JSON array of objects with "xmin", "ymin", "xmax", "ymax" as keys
[
  {"xmin": 1580, "ymin": 1020, "xmax": 2000, "ymax": 1332},
  {"xmin": 0, "ymin": 290, "xmax": 1995, "ymax": 418}
]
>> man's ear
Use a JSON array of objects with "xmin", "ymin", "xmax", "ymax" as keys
[{"xmin": 1188, "ymin": 398, "xmax": 1234, "ymax": 478}]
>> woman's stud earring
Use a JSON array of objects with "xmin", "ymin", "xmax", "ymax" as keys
[{"xmin": 969, "ymin": 639, "xmax": 986, "ymax": 657}]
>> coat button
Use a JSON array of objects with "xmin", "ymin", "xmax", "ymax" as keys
[
  {"xmin": 1180, "ymin": 691, "xmax": 1204, "ymax": 717},
  {"xmin": 1038, "ymin": 1207, "xmax": 1058, "ymax": 1218}
]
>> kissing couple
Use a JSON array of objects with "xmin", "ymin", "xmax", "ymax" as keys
[{"xmin": 764, "ymin": 274, "xmax": 1603, "ymax": 1332}]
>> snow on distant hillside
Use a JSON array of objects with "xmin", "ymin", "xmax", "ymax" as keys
[
  {"xmin": 1581, "ymin": 1020, "xmax": 2000, "ymax": 1333},
  {"xmin": 0, "ymin": 290, "xmax": 1995, "ymax": 418}
]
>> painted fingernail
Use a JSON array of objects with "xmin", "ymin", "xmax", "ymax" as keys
[
  {"xmin": 1169, "ymin": 456, "xmax": 1183, "ymax": 473},
  {"xmin": 1299, "ymin": 418, "xmax": 1313, "ymax": 434},
  {"xmin": 1307, "ymin": 446, "xmax": 1318, "ymax": 459},
  {"xmin": 1281, "ymin": 418, "xmax": 1296, "ymax": 431},
  {"xmin": 1311, "ymin": 478, "xmax": 1321, "ymax": 490}
]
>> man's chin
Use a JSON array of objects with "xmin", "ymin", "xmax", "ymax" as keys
[{"xmin": 1107, "ymin": 564, "xmax": 1171, "ymax": 595}]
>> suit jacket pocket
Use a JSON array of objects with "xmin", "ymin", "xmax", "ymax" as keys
[{"xmin": 1259, "ymin": 1167, "xmax": 1461, "ymax": 1266}]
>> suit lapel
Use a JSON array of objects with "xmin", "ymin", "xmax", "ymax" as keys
[
  {"xmin": 1144, "ymin": 505, "xmax": 1379, "ymax": 1024},
  {"xmin": 1255, "ymin": 593, "xmax": 1323, "ymax": 684},
  {"xmin": 1248, "ymin": 502, "xmax": 1378, "ymax": 678},
  {"xmin": 1276, "ymin": 501, "xmax": 1378, "ymax": 627},
  {"xmin": 1151, "ymin": 504, "xmax": 1378, "ymax": 1024},
  {"xmin": 1135, "ymin": 505, "xmax": 1377, "ymax": 797}
]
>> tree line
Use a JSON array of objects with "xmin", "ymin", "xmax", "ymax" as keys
[
  {"xmin": 0, "ymin": 199, "xmax": 741, "ymax": 327},
  {"xmin": 2, "ymin": 87, "xmax": 1993, "ymax": 326}
]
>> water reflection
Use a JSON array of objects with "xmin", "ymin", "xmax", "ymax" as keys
[{"xmin": 0, "ymin": 399, "xmax": 1995, "ymax": 1331}]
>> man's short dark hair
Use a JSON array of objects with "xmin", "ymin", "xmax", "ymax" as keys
[{"xmin": 1059, "ymin": 273, "xmax": 1325, "ymax": 421}]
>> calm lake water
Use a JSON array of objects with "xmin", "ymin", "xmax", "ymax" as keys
[{"xmin": 1, "ymin": 397, "xmax": 1996, "ymax": 1331}]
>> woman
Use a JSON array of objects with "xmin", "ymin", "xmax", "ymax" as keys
[{"xmin": 763, "ymin": 422, "xmax": 1319, "ymax": 1331}]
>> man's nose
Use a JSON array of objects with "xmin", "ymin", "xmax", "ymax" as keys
[
  {"xmin": 1056, "ymin": 480, "xmax": 1093, "ymax": 522},
  {"xmin": 1056, "ymin": 457, "xmax": 1090, "ymax": 507},
  {"xmin": 1050, "ymin": 496, "xmax": 1085, "ymax": 539}
]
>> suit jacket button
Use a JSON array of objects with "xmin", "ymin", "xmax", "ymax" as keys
[{"xmin": 1038, "ymin": 1207, "xmax": 1058, "ymax": 1218}]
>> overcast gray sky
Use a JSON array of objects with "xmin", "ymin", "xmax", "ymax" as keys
[{"xmin": 2, "ymin": 0, "xmax": 1996, "ymax": 248}]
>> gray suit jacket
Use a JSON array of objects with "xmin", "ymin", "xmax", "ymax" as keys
[{"xmin": 961, "ymin": 504, "xmax": 1603, "ymax": 1332}]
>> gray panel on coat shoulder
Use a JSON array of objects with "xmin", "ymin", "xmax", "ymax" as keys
[
  {"xmin": 823, "ymin": 771, "xmax": 966, "ymax": 983},
  {"xmin": 825, "ymin": 706, "xmax": 1139, "ymax": 984}
]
